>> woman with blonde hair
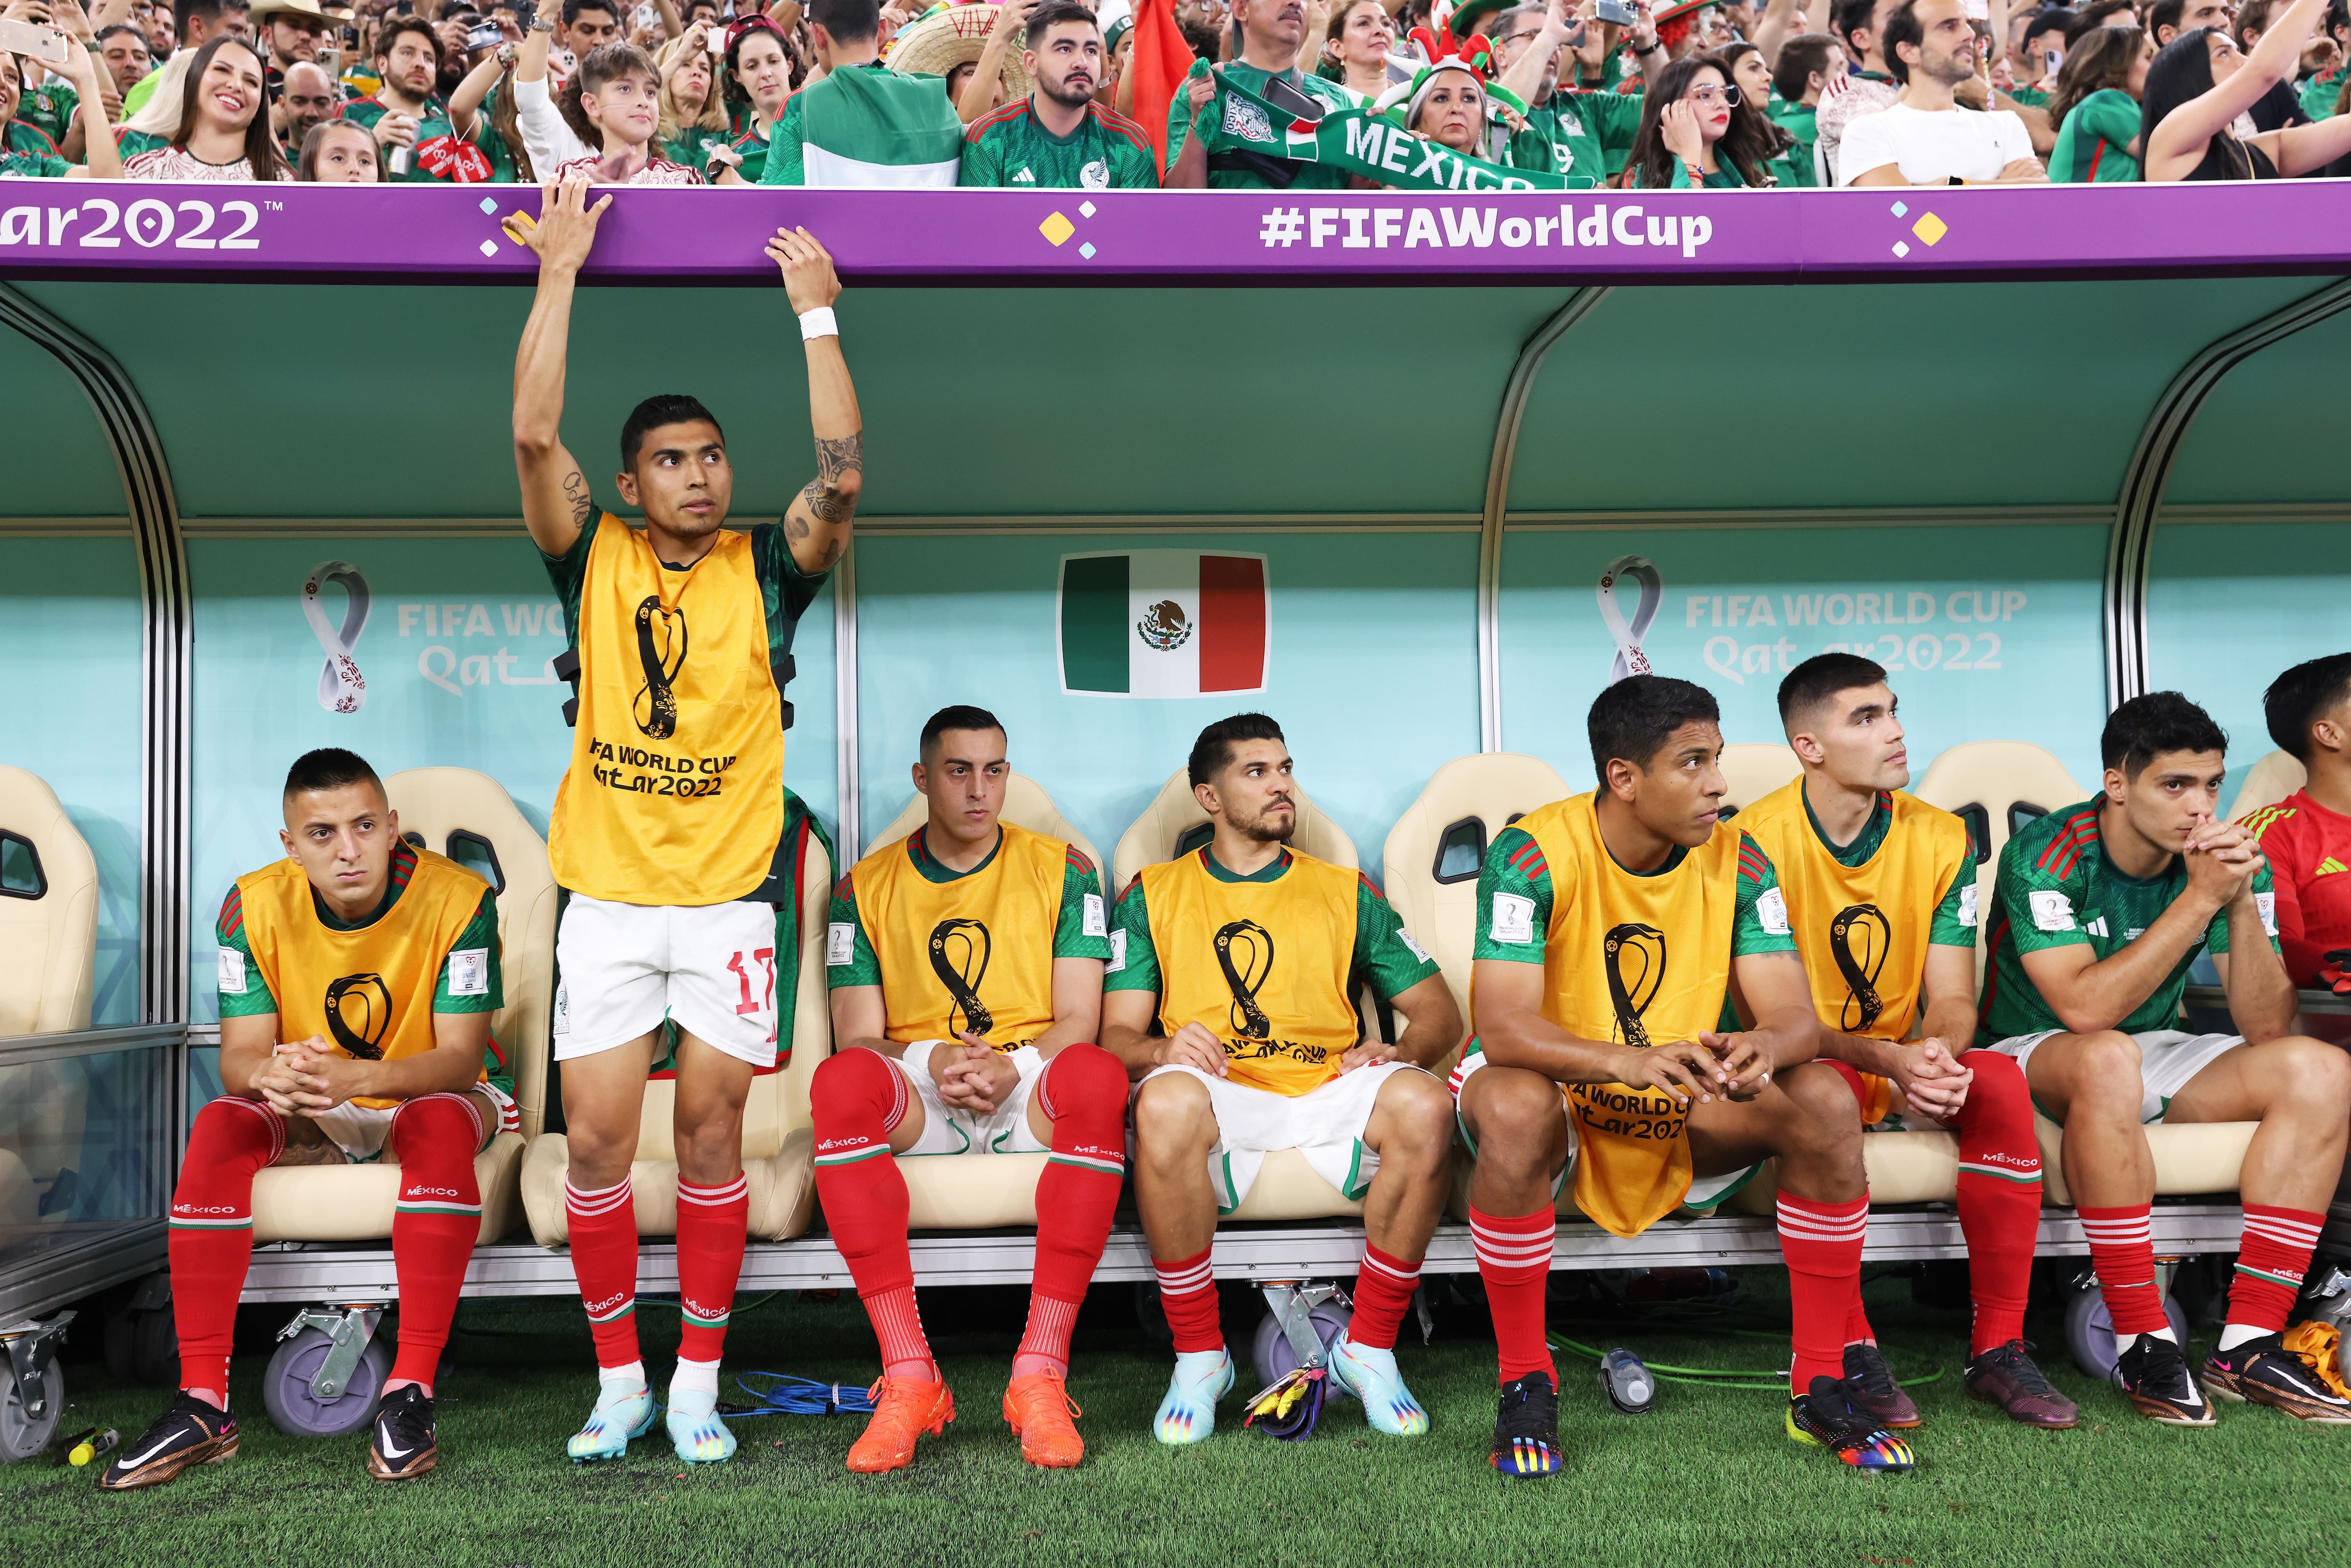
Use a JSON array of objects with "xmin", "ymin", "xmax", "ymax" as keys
[{"xmin": 655, "ymin": 22, "xmax": 733, "ymax": 173}]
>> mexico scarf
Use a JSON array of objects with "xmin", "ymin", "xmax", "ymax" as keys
[{"xmin": 1192, "ymin": 60, "xmax": 1569, "ymax": 192}]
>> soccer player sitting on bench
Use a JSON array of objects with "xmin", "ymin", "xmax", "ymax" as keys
[
  {"xmin": 1459, "ymin": 676, "xmax": 1905, "ymax": 1477},
  {"xmin": 1979, "ymin": 691, "xmax": 2351, "ymax": 1425},
  {"xmin": 1743, "ymin": 654, "xmax": 2074, "ymax": 1430},
  {"xmin": 812, "ymin": 706, "xmax": 1121, "ymax": 1473},
  {"xmin": 2243, "ymin": 653, "xmax": 2351, "ymax": 1002},
  {"xmin": 104, "ymin": 749, "xmax": 510, "ymax": 1490},
  {"xmin": 1105, "ymin": 714, "xmax": 1461, "ymax": 1446}
]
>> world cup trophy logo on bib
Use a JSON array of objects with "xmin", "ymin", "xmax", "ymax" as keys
[
  {"xmin": 323, "ymin": 972, "xmax": 394, "ymax": 1061},
  {"xmin": 1830, "ymin": 903, "xmax": 1892, "ymax": 1033},
  {"xmin": 928, "ymin": 918, "xmax": 994, "ymax": 1039},
  {"xmin": 1214, "ymin": 919, "xmax": 1274, "ymax": 1040},
  {"xmin": 1602, "ymin": 922, "xmax": 1666, "ymax": 1049},
  {"xmin": 631, "ymin": 595, "xmax": 689, "ymax": 740}
]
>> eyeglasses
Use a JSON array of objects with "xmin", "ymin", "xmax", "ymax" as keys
[{"xmin": 1687, "ymin": 84, "xmax": 1740, "ymax": 105}]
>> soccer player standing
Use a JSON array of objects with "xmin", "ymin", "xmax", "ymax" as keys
[
  {"xmin": 1980, "ymin": 692, "xmax": 2351, "ymax": 1425},
  {"xmin": 813, "ymin": 706, "xmax": 1124, "ymax": 1472},
  {"xmin": 1459, "ymin": 676, "xmax": 1904, "ymax": 1476},
  {"xmin": 2242, "ymin": 653, "xmax": 2351, "ymax": 998},
  {"xmin": 511, "ymin": 180, "xmax": 860, "ymax": 1465},
  {"xmin": 104, "ymin": 750, "xmax": 510, "ymax": 1489},
  {"xmin": 1105, "ymin": 715, "xmax": 1461, "ymax": 1446},
  {"xmin": 1742, "ymin": 655, "xmax": 2075, "ymax": 1430}
]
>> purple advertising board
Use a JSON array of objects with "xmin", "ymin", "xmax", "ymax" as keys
[{"xmin": 0, "ymin": 181, "xmax": 2346, "ymax": 284}]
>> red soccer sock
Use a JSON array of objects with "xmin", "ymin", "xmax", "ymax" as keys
[
  {"xmin": 2078, "ymin": 1203, "xmax": 2170, "ymax": 1338},
  {"xmin": 1346, "ymin": 1243, "xmax": 1423, "ymax": 1353},
  {"xmin": 169, "ymin": 1098, "xmax": 284, "ymax": 1403},
  {"xmin": 386, "ymin": 1094, "xmax": 484, "ymax": 1393},
  {"xmin": 1952, "ymin": 1050, "xmax": 2042, "ymax": 1356},
  {"xmin": 2228, "ymin": 1204, "xmax": 2324, "ymax": 1338},
  {"xmin": 1017, "ymin": 1044, "xmax": 1127, "ymax": 1379},
  {"xmin": 810, "ymin": 1048, "xmax": 931, "ymax": 1378},
  {"xmin": 675, "ymin": 1173, "xmax": 750, "ymax": 1365},
  {"xmin": 1471, "ymin": 1205, "xmax": 1556, "ymax": 1386},
  {"xmin": 565, "ymin": 1175, "xmax": 642, "ymax": 1370},
  {"xmin": 1777, "ymin": 1192, "xmax": 1869, "ymax": 1393},
  {"xmin": 1823, "ymin": 1064, "xmax": 1879, "ymax": 1350},
  {"xmin": 1153, "ymin": 1248, "xmax": 1222, "ymax": 1355}
]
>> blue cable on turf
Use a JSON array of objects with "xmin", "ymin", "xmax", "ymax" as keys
[{"xmin": 725, "ymin": 1372, "xmax": 878, "ymax": 1418}]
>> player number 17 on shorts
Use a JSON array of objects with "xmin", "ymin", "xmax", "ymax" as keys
[{"xmin": 726, "ymin": 947, "xmax": 779, "ymax": 1044}]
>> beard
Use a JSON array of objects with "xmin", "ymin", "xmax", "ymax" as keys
[
  {"xmin": 1039, "ymin": 70, "xmax": 1095, "ymax": 108},
  {"xmin": 1237, "ymin": 803, "xmax": 1298, "ymax": 844}
]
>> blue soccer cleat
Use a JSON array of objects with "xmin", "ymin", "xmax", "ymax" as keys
[
  {"xmin": 1328, "ymin": 1337, "xmax": 1430, "ymax": 1436},
  {"xmin": 1153, "ymin": 1348, "xmax": 1235, "ymax": 1446},
  {"xmin": 665, "ymin": 1386, "xmax": 737, "ymax": 1465},
  {"xmin": 568, "ymin": 1379, "xmax": 656, "ymax": 1463}
]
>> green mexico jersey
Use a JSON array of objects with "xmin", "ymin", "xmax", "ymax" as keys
[
  {"xmin": 467, "ymin": 83, "xmax": 523, "ymax": 183},
  {"xmin": 2048, "ymin": 88, "xmax": 2141, "ymax": 181},
  {"xmin": 19, "ymin": 81, "xmax": 75, "ymax": 150},
  {"xmin": 1472, "ymin": 826, "xmax": 1797, "ymax": 963},
  {"xmin": 1519, "ymin": 89, "xmax": 1641, "ymax": 189},
  {"xmin": 1106, "ymin": 849, "xmax": 1438, "ymax": 1001},
  {"xmin": 215, "ymin": 842, "xmax": 505, "ymax": 1018},
  {"xmin": 828, "ymin": 827, "xmax": 1112, "ymax": 988},
  {"xmin": 1164, "ymin": 61, "xmax": 1353, "ymax": 189},
  {"xmin": 2003, "ymin": 83, "xmax": 2049, "ymax": 109},
  {"xmin": 2303, "ymin": 67, "xmax": 2345, "ymax": 121},
  {"xmin": 664, "ymin": 126, "xmax": 736, "ymax": 178},
  {"xmin": 727, "ymin": 124, "xmax": 770, "ymax": 183},
  {"xmin": 114, "ymin": 127, "xmax": 171, "ymax": 160},
  {"xmin": 1977, "ymin": 798, "xmax": 2278, "ymax": 1045},
  {"xmin": 341, "ymin": 93, "xmax": 463, "ymax": 182},
  {"xmin": 960, "ymin": 96, "xmax": 1158, "ymax": 188},
  {"xmin": 2, "ymin": 118, "xmax": 67, "ymax": 174}
]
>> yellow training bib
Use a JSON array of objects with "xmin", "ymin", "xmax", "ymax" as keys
[
  {"xmin": 236, "ymin": 848, "xmax": 492, "ymax": 1110},
  {"xmin": 1141, "ymin": 848, "xmax": 1362, "ymax": 1097},
  {"xmin": 550, "ymin": 512, "xmax": 783, "ymax": 906},
  {"xmin": 1508, "ymin": 793, "xmax": 1742, "ymax": 1238},
  {"xmin": 852, "ymin": 823, "xmax": 1072, "ymax": 1051}
]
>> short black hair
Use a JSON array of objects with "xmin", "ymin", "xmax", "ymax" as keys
[
  {"xmin": 619, "ymin": 394, "xmax": 723, "ymax": 474},
  {"xmin": 2024, "ymin": 4, "xmax": 2076, "ymax": 44},
  {"xmin": 175, "ymin": 0, "xmax": 241, "ymax": 43},
  {"xmin": 1880, "ymin": 0, "xmax": 1924, "ymax": 81},
  {"xmin": 2146, "ymin": 0, "xmax": 2184, "ymax": 35},
  {"xmin": 563, "ymin": 0, "xmax": 622, "ymax": 22},
  {"xmin": 810, "ymin": 0, "xmax": 880, "ymax": 42},
  {"xmin": 284, "ymin": 747, "xmax": 384, "ymax": 803},
  {"xmin": 95, "ymin": 21, "xmax": 150, "ymax": 48},
  {"xmin": 1588, "ymin": 675, "xmax": 1720, "ymax": 782},
  {"xmin": 1026, "ymin": 0, "xmax": 1098, "ymax": 48},
  {"xmin": 1188, "ymin": 712, "xmax": 1285, "ymax": 789},
  {"xmin": 2101, "ymin": 691, "xmax": 2228, "ymax": 779},
  {"xmin": 1831, "ymin": 0, "xmax": 1878, "ymax": 46},
  {"xmin": 1777, "ymin": 652, "xmax": 1890, "ymax": 729},
  {"xmin": 2065, "ymin": 0, "xmax": 2136, "ymax": 47},
  {"xmin": 1771, "ymin": 31, "xmax": 1841, "ymax": 99},
  {"xmin": 2263, "ymin": 654, "xmax": 2351, "ymax": 762},
  {"xmin": 920, "ymin": 704, "xmax": 1004, "ymax": 756}
]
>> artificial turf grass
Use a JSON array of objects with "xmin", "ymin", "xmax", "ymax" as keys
[{"xmin": 16, "ymin": 1272, "xmax": 2346, "ymax": 1568}]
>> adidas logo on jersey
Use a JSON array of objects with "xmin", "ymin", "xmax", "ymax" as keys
[
  {"xmin": 1013, "ymin": 166, "xmax": 1036, "ymax": 183},
  {"xmin": 2320, "ymin": 856, "xmax": 2347, "ymax": 876}
]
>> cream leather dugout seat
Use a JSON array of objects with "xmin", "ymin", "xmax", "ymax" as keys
[
  {"xmin": 249, "ymin": 768, "xmax": 559, "ymax": 1245},
  {"xmin": 1114, "ymin": 768, "xmax": 1381, "ymax": 1221},
  {"xmin": 0, "ymin": 766, "xmax": 97, "ymax": 1226},
  {"xmin": 520, "ymin": 809, "xmax": 829, "ymax": 1245},
  {"xmin": 2226, "ymin": 749, "xmax": 2306, "ymax": 824},
  {"xmin": 1909, "ymin": 740, "xmax": 2256, "ymax": 1206},
  {"xmin": 1716, "ymin": 742, "xmax": 1801, "ymax": 817},
  {"xmin": 856, "ymin": 775, "xmax": 1104, "ymax": 1229}
]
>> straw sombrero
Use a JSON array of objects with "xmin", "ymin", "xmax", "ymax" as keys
[{"xmin": 888, "ymin": 3, "xmax": 1030, "ymax": 99}]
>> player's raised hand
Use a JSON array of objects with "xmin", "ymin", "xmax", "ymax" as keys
[
  {"xmin": 1156, "ymin": 1020, "xmax": 1229, "ymax": 1078},
  {"xmin": 1618, "ymin": 1040, "xmax": 1727, "ymax": 1106},
  {"xmin": 506, "ymin": 177, "xmax": 611, "ymax": 273},
  {"xmin": 766, "ymin": 226, "xmax": 842, "ymax": 312}
]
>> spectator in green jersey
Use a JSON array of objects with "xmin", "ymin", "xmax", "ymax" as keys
[
  {"xmin": 960, "ymin": 0, "xmax": 1159, "ymax": 187},
  {"xmin": 2046, "ymin": 21, "xmax": 2150, "ymax": 176},
  {"xmin": 0, "ymin": 37, "xmax": 122, "ymax": 176},
  {"xmin": 1767, "ymin": 30, "xmax": 1842, "ymax": 179},
  {"xmin": 1712, "ymin": 40, "xmax": 1812, "ymax": 181},
  {"xmin": 298, "ymin": 114, "xmax": 380, "ymax": 177},
  {"xmin": 1391, "ymin": 55, "xmax": 1496, "ymax": 161},
  {"xmin": 275, "ymin": 57, "xmax": 339, "ymax": 150},
  {"xmin": 655, "ymin": 22, "xmax": 732, "ymax": 173},
  {"xmin": 1629, "ymin": 51, "xmax": 1770, "ymax": 181},
  {"xmin": 719, "ymin": 13, "xmax": 793, "ymax": 178},
  {"xmin": 2284, "ymin": 0, "xmax": 2348, "ymax": 117},
  {"xmin": 343, "ymin": 13, "xmax": 466, "ymax": 179},
  {"xmin": 1164, "ymin": 0, "xmax": 1357, "ymax": 187},
  {"xmin": 1495, "ymin": 0, "xmax": 1645, "ymax": 185}
]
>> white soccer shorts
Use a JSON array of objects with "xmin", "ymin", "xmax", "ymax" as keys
[
  {"xmin": 891, "ymin": 1040, "xmax": 1052, "ymax": 1157},
  {"xmin": 1986, "ymin": 1028, "xmax": 2244, "ymax": 1124},
  {"xmin": 1136, "ymin": 1060, "xmax": 1423, "ymax": 1214},
  {"xmin": 552, "ymin": 892, "xmax": 782, "ymax": 1068}
]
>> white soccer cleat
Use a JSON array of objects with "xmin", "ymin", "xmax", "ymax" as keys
[
  {"xmin": 1152, "ymin": 1348, "xmax": 1235, "ymax": 1446},
  {"xmin": 1328, "ymin": 1337, "xmax": 1430, "ymax": 1436},
  {"xmin": 665, "ymin": 1387, "xmax": 738, "ymax": 1465},
  {"xmin": 567, "ymin": 1379, "xmax": 656, "ymax": 1462}
]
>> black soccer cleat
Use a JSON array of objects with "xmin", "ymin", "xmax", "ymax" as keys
[
  {"xmin": 368, "ymin": 1385, "xmax": 441, "ymax": 1481},
  {"xmin": 1842, "ymin": 1342, "xmax": 1922, "ymax": 1429},
  {"xmin": 1784, "ymin": 1376, "xmax": 1916, "ymax": 1471},
  {"xmin": 97, "ymin": 1394, "xmax": 239, "ymax": 1491},
  {"xmin": 2113, "ymin": 1333, "xmax": 2215, "ymax": 1426},
  {"xmin": 1490, "ymin": 1370, "xmax": 1564, "ymax": 1478},
  {"xmin": 2201, "ymin": 1334, "xmax": 2351, "ymax": 1423}
]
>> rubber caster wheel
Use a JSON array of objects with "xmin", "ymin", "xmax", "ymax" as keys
[
  {"xmin": 2064, "ymin": 1285, "xmax": 2189, "ymax": 1381},
  {"xmin": 1250, "ymin": 1301, "xmax": 1354, "ymax": 1398},
  {"xmin": 262, "ymin": 1329, "xmax": 391, "ymax": 1438},
  {"xmin": 0, "ymin": 1360, "xmax": 63, "ymax": 1462},
  {"xmin": 106, "ymin": 1307, "xmax": 177, "ymax": 1387}
]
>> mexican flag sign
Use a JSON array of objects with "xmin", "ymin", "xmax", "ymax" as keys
[
  {"xmin": 1060, "ymin": 552, "xmax": 1268, "ymax": 697},
  {"xmin": 796, "ymin": 62, "xmax": 963, "ymax": 187}
]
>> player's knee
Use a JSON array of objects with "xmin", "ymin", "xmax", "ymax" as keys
[
  {"xmin": 1043, "ymin": 1041, "xmax": 1128, "ymax": 1118},
  {"xmin": 1776, "ymin": 1063, "xmax": 1863, "ymax": 1161},
  {"xmin": 1133, "ymin": 1072, "xmax": 1215, "ymax": 1153},
  {"xmin": 2276, "ymin": 1036, "xmax": 2351, "ymax": 1118},
  {"xmin": 1468, "ymin": 1069, "xmax": 1563, "ymax": 1160},
  {"xmin": 185, "ymin": 1096, "xmax": 279, "ymax": 1168},
  {"xmin": 1373, "ymin": 1071, "xmax": 1453, "ymax": 1161},
  {"xmin": 2066, "ymin": 1032, "xmax": 2144, "ymax": 1114},
  {"xmin": 1958, "ymin": 1048, "xmax": 2034, "ymax": 1128},
  {"xmin": 389, "ymin": 1094, "xmax": 476, "ymax": 1160},
  {"xmin": 810, "ymin": 1045, "xmax": 898, "ymax": 1126}
]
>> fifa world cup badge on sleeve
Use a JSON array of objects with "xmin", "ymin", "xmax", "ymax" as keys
[
  {"xmin": 2028, "ymin": 890, "xmax": 2075, "ymax": 932},
  {"xmin": 1491, "ymin": 892, "xmax": 1536, "ymax": 945}
]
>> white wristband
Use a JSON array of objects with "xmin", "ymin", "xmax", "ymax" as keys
[{"xmin": 798, "ymin": 306, "xmax": 838, "ymax": 341}]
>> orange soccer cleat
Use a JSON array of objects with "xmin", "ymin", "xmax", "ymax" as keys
[
  {"xmin": 846, "ymin": 1373, "xmax": 955, "ymax": 1473},
  {"xmin": 1002, "ymin": 1371, "xmax": 1085, "ymax": 1469}
]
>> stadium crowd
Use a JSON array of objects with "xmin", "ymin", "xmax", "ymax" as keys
[{"xmin": 7, "ymin": 0, "xmax": 2351, "ymax": 186}]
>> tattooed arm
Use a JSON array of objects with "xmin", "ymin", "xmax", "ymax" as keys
[
  {"xmin": 511, "ymin": 180, "xmax": 610, "ymax": 558},
  {"xmin": 767, "ymin": 226, "xmax": 862, "ymax": 575}
]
